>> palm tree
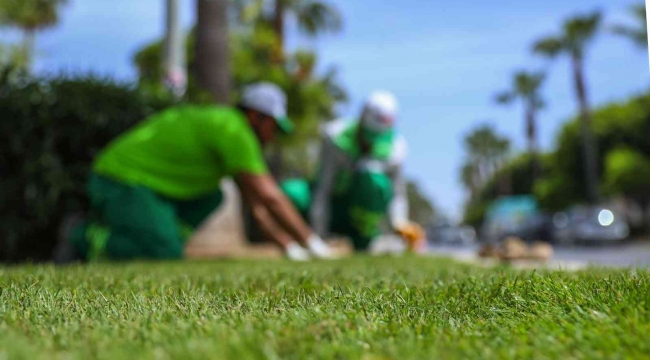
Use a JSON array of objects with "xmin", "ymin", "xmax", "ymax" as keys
[
  {"xmin": 241, "ymin": 0, "xmax": 341, "ymax": 55},
  {"xmin": 461, "ymin": 162, "xmax": 480, "ymax": 200},
  {"xmin": 196, "ymin": 0, "xmax": 230, "ymax": 104},
  {"xmin": 533, "ymin": 11, "xmax": 602, "ymax": 204},
  {"xmin": 275, "ymin": 0, "xmax": 341, "ymax": 48},
  {"xmin": 461, "ymin": 125, "xmax": 511, "ymax": 199},
  {"xmin": 495, "ymin": 71, "xmax": 546, "ymax": 179},
  {"xmin": 612, "ymin": 4, "xmax": 647, "ymax": 49},
  {"xmin": 0, "ymin": 0, "xmax": 68, "ymax": 71},
  {"xmin": 163, "ymin": 0, "xmax": 186, "ymax": 99},
  {"xmin": 406, "ymin": 181, "xmax": 436, "ymax": 226}
]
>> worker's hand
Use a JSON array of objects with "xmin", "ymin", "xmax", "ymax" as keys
[{"xmin": 395, "ymin": 222, "xmax": 426, "ymax": 253}]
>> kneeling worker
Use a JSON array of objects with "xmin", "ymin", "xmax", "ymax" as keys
[
  {"xmin": 54, "ymin": 82, "xmax": 333, "ymax": 263},
  {"xmin": 281, "ymin": 91, "xmax": 425, "ymax": 252}
]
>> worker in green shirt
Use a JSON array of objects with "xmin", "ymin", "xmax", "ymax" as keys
[
  {"xmin": 280, "ymin": 91, "xmax": 426, "ymax": 252},
  {"xmin": 53, "ymin": 82, "xmax": 334, "ymax": 263}
]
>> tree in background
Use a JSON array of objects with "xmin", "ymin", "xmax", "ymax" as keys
[
  {"xmin": 612, "ymin": 3, "xmax": 647, "ymax": 50},
  {"xmin": 238, "ymin": 0, "xmax": 342, "ymax": 56},
  {"xmin": 460, "ymin": 162, "xmax": 480, "ymax": 200},
  {"xmin": 461, "ymin": 125, "xmax": 510, "ymax": 197},
  {"xmin": 536, "ymin": 91, "xmax": 650, "ymax": 210},
  {"xmin": 604, "ymin": 148, "xmax": 650, "ymax": 207},
  {"xmin": 533, "ymin": 11, "xmax": 602, "ymax": 204},
  {"xmin": 163, "ymin": 0, "xmax": 186, "ymax": 98},
  {"xmin": 0, "ymin": 0, "xmax": 68, "ymax": 71},
  {"xmin": 495, "ymin": 70, "xmax": 546, "ymax": 180},
  {"xmin": 233, "ymin": 0, "xmax": 341, "ymax": 62},
  {"xmin": 0, "ymin": 70, "xmax": 177, "ymax": 262},
  {"xmin": 0, "ymin": 42, "xmax": 26, "ymax": 68},
  {"xmin": 460, "ymin": 124, "xmax": 511, "ymax": 200},
  {"xmin": 133, "ymin": 4, "xmax": 347, "ymax": 178},
  {"xmin": 196, "ymin": 0, "xmax": 230, "ymax": 103},
  {"xmin": 236, "ymin": 0, "xmax": 343, "ymax": 175},
  {"xmin": 406, "ymin": 181, "xmax": 436, "ymax": 226},
  {"xmin": 463, "ymin": 154, "xmax": 544, "ymax": 227},
  {"xmin": 275, "ymin": 0, "xmax": 341, "ymax": 49}
]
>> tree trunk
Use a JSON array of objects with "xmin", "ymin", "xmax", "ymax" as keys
[
  {"xmin": 196, "ymin": 0, "xmax": 230, "ymax": 104},
  {"xmin": 498, "ymin": 168, "xmax": 512, "ymax": 196},
  {"xmin": 22, "ymin": 28, "xmax": 36, "ymax": 72},
  {"xmin": 164, "ymin": 0, "xmax": 187, "ymax": 99},
  {"xmin": 526, "ymin": 102, "xmax": 541, "ymax": 181},
  {"xmin": 571, "ymin": 54, "xmax": 599, "ymax": 204},
  {"xmin": 273, "ymin": 0, "xmax": 286, "ymax": 61}
]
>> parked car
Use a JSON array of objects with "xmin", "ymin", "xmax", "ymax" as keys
[
  {"xmin": 480, "ymin": 196, "xmax": 553, "ymax": 244},
  {"xmin": 551, "ymin": 206, "xmax": 629, "ymax": 245},
  {"xmin": 428, "ymin": 221, "xmax": 476, "ymax": 245}
]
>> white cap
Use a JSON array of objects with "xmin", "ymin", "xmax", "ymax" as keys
[
  {"xmin": 360, "ymin": 91, "xmax": 398, "ymax": 133},
  {"xmin": 241, "ymin": 82, "xmax": 293, "ymax": 133}
]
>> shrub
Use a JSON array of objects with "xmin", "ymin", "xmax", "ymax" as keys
[{"xmin": 0, "ymin": 68, "xmax": 176, "ymax": 263}]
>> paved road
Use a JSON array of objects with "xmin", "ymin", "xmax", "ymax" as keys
[{"xmin": 428, "ymin": 241, "xmax": 650, "ymax": 268}]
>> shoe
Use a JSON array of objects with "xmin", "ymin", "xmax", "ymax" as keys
[
  {"xmin": 306, "ymin": 235, "xmax": 336, "ymax": 259},
  {"xmin": 285, "ymin": 242, "xmax": 311, "ymax": 262}
]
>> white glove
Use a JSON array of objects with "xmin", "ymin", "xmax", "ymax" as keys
[
  {"xmin": 306, "ymin": 234, "xmax": 336, "ymax": 259},
  {"xmin": 285, "ymin": 242, "xmax": 311, "ymax": 262}
]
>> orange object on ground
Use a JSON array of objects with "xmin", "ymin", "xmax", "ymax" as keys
[{"xmin": 396, "ymin": 222, "xmax": 426, "ymax": 252}]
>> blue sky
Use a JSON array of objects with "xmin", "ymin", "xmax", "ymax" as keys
[{"xmin": 5, "ymin": 0, "xmax": 648, "ymax": 219}]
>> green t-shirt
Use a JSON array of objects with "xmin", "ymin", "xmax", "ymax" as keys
[
  {"xmin": 332, "ymin": 121, "xmax": 395, "ymax": 161},
  {"xmin": 94, "ymin": 106, "xmax": 268, "ymax": 199}
]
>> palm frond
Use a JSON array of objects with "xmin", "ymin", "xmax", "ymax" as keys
[
  {"xmin": 611, "ymin": 4, "xmax": 647, "ymax": 49},
  {"xmin": 295, "ymin": 0, "xmax": 342, "ymax": 36},
  {"xmin": 532, "ymin": 37, "xmax": 565, "ymax": 58},
  {"xmin": 564, "ymin": 10, "xmax": 602, "ymax": 49},
  {"xmin": 495, "ymin": 91, "xmax": 515, "ymax": 105}
]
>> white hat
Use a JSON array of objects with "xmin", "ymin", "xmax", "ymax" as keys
[
  {"xmin": 241, "ymin": 82, "xmax": 293, "ymax": 133},
  {"xmin": 360, "ymin": 91, "xmax": 398, "ymax": 134}
]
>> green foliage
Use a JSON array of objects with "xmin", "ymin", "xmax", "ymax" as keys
[
  {"xmin": 463, "ymin": 125, "xmax": 511, "ymax": 161},
  {"xmin": 0, "ymin": 69, "xmax": 176, "ymax": 262},
  {"xmin": 536, "ymin": 121, "xmax": 589, "ymax": 207},
  {"xmin": 486, "ymin": 154, "xmax": 541, "ymax": 200},
  {"xmin": 533, "ymin": 173, "xmax": 579, "ymax": 211},
  {"xmin": 541, "ymin": 92, "xmax": 650, "ymax": 207},
  {"xmin": 612, "ymin": 3, "xmax": 647, "ymax": 49},
  {"xmin": 533, "ymin": 11, "xmax": 602, "ymax": 58},
  {"xmin": 0, "ymin": 42, "xmax": 29, "ymax": 68},
  {"xmin": 1, "ymin": 258, "xmax": 649, "ymax": 359},
  {"xmin": 0, "ymin": 0, "xmax": 68, "ymax": 31},
  {"xmin": 468, "ymin": 91, "xmax": 650, "ymax": 219},
  {"xmin": 459, "ymin": 124, "xmax": 510, "ymax": 198},
  {"xmin": 460, "ymin": 125, "xmax": 512, "ymax": 225},
  {"xmin": 533, "ymin": 11, "xmax": 603, "ymax": 204},
  {"xmin": 495, "ymin": 71, "xmax": 546, "ymax": 109},
  {"xmin": 495, "ymin": 70, "xmax": 546, "ymax": 163},
  {"xmin": 462, "ymin": 199, "xmax": 488, "ymax": 228},
  {"xmin": 0, "ymin": 0, "xmax": 69, "ymax": 69},
  {"xmin": 406, "ymin": 180, "xmax": 435, "ymax": 225},
  {"xmin": 462, "ymin": 154, "xmax": 543, "ymax": 225},
  {"xmin": 603, "ymin": 148, "xmax": 650, "ymax": 203},
  {"xmin": 133, "ymin": 24, "xmax": 347, "ymax": 178},
  {"xmin": 241, "ymin": 0, "xmax": 342, "ymax": 38},
  {"xmin": 284, "ymin": 0, "xmax": 342, "ymax": 36}
]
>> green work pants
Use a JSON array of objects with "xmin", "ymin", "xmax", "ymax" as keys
[
  {"xmin": 281, "ymin": 171, "xmax": 393, "ymax": 250},
  {"xmin": 70, "ymin": 174, "xmax": 223, "ymax": 261}
]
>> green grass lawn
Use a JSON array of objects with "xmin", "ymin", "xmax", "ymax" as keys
[{"xmin": 0, "ymin": 256, "xmax": 648, "ymax": 359}]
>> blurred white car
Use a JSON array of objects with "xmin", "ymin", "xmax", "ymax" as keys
[
  {"xmin": 552, "ymin": 206, "xmax": 629, "ymax": 244},
  {"xmin": 428, "ymin": 221, "xmax": 476, "ymax": 245}
]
